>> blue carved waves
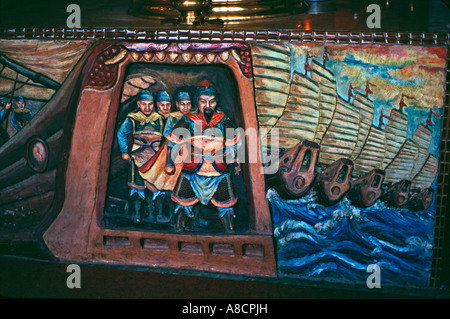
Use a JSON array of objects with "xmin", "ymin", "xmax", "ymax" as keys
[{"xmin": 269, "ymin": 188, "xmax": 436, "ymax": 288}]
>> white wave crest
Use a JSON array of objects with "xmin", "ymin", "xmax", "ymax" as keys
[
  {"xmin": 274, "ymin": 219, "xmax": 317, "ymax": 238},
  {"xmin": 278, "ymin": 232, "xmax": 319, "ymax": 248}
]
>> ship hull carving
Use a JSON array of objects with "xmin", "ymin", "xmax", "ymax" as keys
[
  {"xmin": 266, "ymin": 140, "xmax": 320, "ymax": 199},
  {"xmin": 315, "ymin": 158, "xmax": 354, "ymax": 206},
  {"xmin": 347, "ymin": 169, "xmax": 385, "ymax": 208},
  {"xmin": 380, "ymin": 179, "xmax": 411, "ymax": 208},
  {"xmin": 407, "ymin": 187, "xmax": 434, "ymax": 212}
]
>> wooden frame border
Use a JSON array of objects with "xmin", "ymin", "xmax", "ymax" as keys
[
  {"xmin": 42, "ymin": 41, "xmax": 276, "ymax": 277},
  {"xmin": 1, "ymin": 28, "xmax": 448, "ymax": 287}
]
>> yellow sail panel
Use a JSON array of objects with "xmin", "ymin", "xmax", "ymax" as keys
[
  {"xmin": 411, "ymin": 154, "xmax": 439, "ymax": 189},
  {"xmin": 409, "ymin": 124, "xmax": 433, "ymax": 179},
  {"xmin": 251, "ymin": 42, "xmax": 291, "ymax": 135},
  {"xmin": 383, "ymin": 109, "xmax": 408, "ymax": 168},
  {"xmin": 318, "ymin": 97, "xmax": 360, "ymax": 166},
  {"xmin": 265, "ymin": 72, "xmax": 320, "ymax": 148},
  {"xmin": 351, "ymin": 94, "xmax": 375, "ymax": 160},
  {"xmin": 384, "ymin": 139, "xmax": 419, "ymax": 183},
  {"xmin": 253, "ymin": 67, "xmax": 290, "ymax": 84},
  {"xmin": 353, "ymin": 125, "xmax": 386, "ymax": 176},
  {"xmin": 310, "ymin": 60, "xmax": 337, "ymax": 144},
  {"xmin": 289, "ymin": 73, "xmax": 319, "ymax": 98},
  {"xmin": 251, "ymin": 42, "xmax": 292, "ymax": 62},
  {"xmin": 310, "ymin": 60, "xmax": 335, "ymax": 85}
]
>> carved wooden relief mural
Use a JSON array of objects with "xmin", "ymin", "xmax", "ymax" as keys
[
  {"xmin": 258, "ymin": 43, "xmax": 446, "ymax": 287},
  {"xmin": 0, "ymin": 37, "xmax": 447, "ymax": 289}
]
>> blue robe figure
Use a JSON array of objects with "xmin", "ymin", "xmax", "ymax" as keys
[{"xmin": 11, "ymin": 96, "xmax": 32, "ymax": 132}]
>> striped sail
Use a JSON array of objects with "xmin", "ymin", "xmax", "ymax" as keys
[
  {"xmin": 411, "ymin": 154, "xmax": 439, "ymax": 189},
  {"xmin": 382, "ymin": 109, "xmax": 408, "ymax": 169},
  {"xmin": 309, "ymin": 60, "xmax": 337, "ymax": 145},
  {"xmin": 353, "ymin": 125, "xmax": 386, "ymax": 176},
  {"xmin": 384, "ymin": 139, "xmax": 419, "ymax": 183},
  {"xmin": 409, "ymin": 124, "xmax": 433, "ymax": 180},
  {"xmin": 251, "ymin": 43, "xmax": 291, "ymax": 137},
  {"xmin": 270, "ymin": 72, "xmax": 320, "ymax": 149},
  {"xmin": 351, "ymin": 93, "xmax": 375, "ymax": 160},
  {"xmin": 318, "ymin": 97, "xmax": 360, "ymax": 166}
]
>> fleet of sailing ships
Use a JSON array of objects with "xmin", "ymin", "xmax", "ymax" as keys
[{"xmin": 252, "ymin": 43, "xmax": 439, "ymax": 210}]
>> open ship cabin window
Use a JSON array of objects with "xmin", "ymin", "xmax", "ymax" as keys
[
  {"xmin": 336, "ymin": 165, "xmax": 348, "ymax": 184},
  {"xmin": 371, "ymin": 174, "xmax": 382, "ymax": 188},
  {"xmin": 402, "ymin": 182, "xmax": 410, "ymax": 193},
  {"xmin": 300, "ymin": 149, "xmax": 312, "ymax": 172}
]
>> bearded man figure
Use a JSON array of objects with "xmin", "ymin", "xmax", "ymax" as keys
[{"xmin": 165, "ymin": 80, "xmax": 241, "ymax": 232}]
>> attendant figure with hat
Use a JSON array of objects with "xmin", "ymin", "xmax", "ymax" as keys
[
  {"xmin": 163, "ymin": 91, "xmax": 192, "ymax": 138},
  {"xmin": 9, "ymin": 96, "xmax": 33, "ymax": 132},
  {"xmin": 137, "ymin": 91, "xmax": 193, "ymax": 223},
  {"xmin": 117, "ymin": 90, "xmax": 165, "ymax": 224},
  {"xmin": 156, "ymin": 90, "xmax": 172, "ymax": 122},
  {"xmin": 164, "ymin": 80, "xmax": 241, "ymax": 232}
]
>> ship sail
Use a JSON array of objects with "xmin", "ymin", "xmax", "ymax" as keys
[
  {"xmin": 269, "ymin": 71, "xmax": 320, "ymax": 149},
  {"xmin": 382, "ymin": 109, "xmax": 408, "ymax": 168},
  {"xmin": 351, "ymin": 93, "xmax": 375, "ymax": 160},
  {"xmin": 411, "ymin": 154, "xmax": 439, "ymax": 189},
  {"xmin": 250, "ymin": 43, "xmax": 291, "ymax": 136},
  {"xmin": 318, "ymin": 96, "xmax": 360, "ymax": 166},
  {"xmin": 309, "ymin": 59, "xmax": 337, "ymax": 145},
  {"xmin": 409, "ymin": 124, "xmax": 433, "ymax": 179},
  {"xmin": 352, "ymin": 125, "xmax": 386, "ymax": 176},
  {"xmin": 0, "ymin": 40, "xmax": 90, "ymax": 101},
  {"xmin": 249, "ymin": 42, "xmax": 439, "ymax": 194},
  {"xmin": 384, "ymin": 139, "xmax": 419, "ymax": 183}
]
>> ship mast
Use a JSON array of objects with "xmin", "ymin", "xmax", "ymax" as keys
[
  {"xmin": 322, "ymin": 47, "xmax": 329, "ymax": 68},
  {"xmin": 365, "ymin": 81, "xmax": 376, "ymax": 97},
  {"xmin": 426, "ymin": 108, "xmax": 440, "ymax": 128},
  {"xmin": 304, "ymin": 52, "xmax": 312, "ymax": 77},
  {"xmin": 378, "ymin": 109, "xmax": 393, "ymax": 129},
  {"xmin": 348, "ymin": 83, "xmax": 356, "ymax": 103},
  {"xmin": 398, "ymin": 93, "xmax": 414, "ymax": 112}
]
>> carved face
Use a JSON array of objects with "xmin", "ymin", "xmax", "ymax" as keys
[
  {"xmin": 157, "ymin": 100, "xmax": 171, "ymax": 115},
  {"xmin": 176, "ymin": 99, "xmax": 192, "ymax": 115},
  {"xmin": 16, "ymin": 100, "xmax": 25, "ymax": 109},
  {"xmin": 198, "ymin": 94, "xmax": 217, "ymax": 115},
  {"xmin": 137, "ymin": 99, "xmax": 154, "ymax": 116}
]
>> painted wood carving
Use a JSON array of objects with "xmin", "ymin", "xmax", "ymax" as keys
[{"xmin": 0, "ymin": 39, "xmax": 446, "ymax": 288}]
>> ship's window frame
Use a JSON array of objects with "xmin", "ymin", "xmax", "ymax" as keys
[
  {"xmin": 300, "ymin": 149, "xmax": 312, "ymax": 172},
  {"xmin": 25, "ymin": 137, "xmax": 49, "ymax": 173},
  {"xmin": 336, "ymin": 165, "xmax": 348, "ymax": 184},
  {"xmin": 402, "ymin": 182, "xmax": 410, "ymax": 193},
  {"xmin": 371, "ymin": 174, "xmax": 382, "ymax": 188}
]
